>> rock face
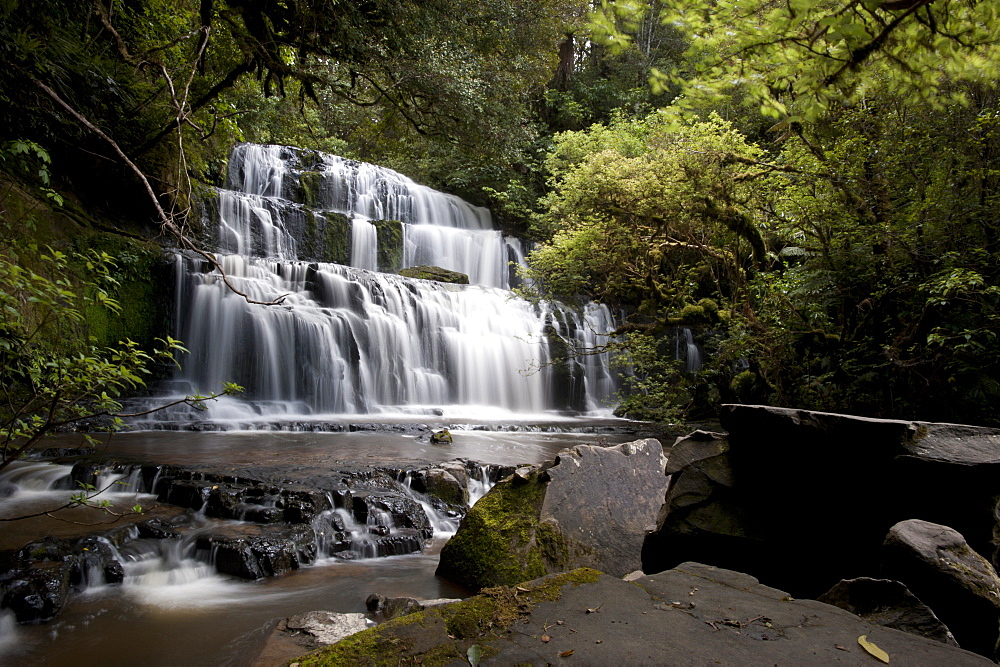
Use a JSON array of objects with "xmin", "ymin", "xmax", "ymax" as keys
[
  {"xmin": 0, "ymin": 535, "xmax": 124, "ymax": 623},
  {"xmin": 817, "ymin": 577, "xmax": 957, "ymax": 646},
  {"xmin": 436, "ymin": 438, "xmax": 668, "ymax": 591},
  {"xmin": 298, "ymin": 563, "xmax": 992, "ymax": 666},
  {"xmin": 882, "ymin": 520, "xmax": 1000, "ymax": 660},
  {"xmin": 644, "ymin": 405, "xmax": 1000, "ymax": 600}
]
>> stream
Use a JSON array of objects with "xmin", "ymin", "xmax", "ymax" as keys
[{"xmin": 0, "ymin": 424, "xmax": 638, "ymax": 665}]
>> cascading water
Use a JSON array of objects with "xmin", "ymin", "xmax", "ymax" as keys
[{"xmin": 148, "ymin": 143, "xmax": 620, "ymax": 426}]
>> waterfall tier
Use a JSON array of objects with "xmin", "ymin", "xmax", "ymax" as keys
[
  {"xmin": 149, "ymin": 143, "xmax": 619, "ymax": 426},
  {"xmin": 210, "ymin": 143, "xmax": 525, "ymax": 289}
]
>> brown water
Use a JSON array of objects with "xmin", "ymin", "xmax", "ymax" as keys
[{"xmin": 0, "ymin": 425, "xmax": 635, "ymax": 666}]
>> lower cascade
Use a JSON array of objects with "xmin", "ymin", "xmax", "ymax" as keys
[{"xmin": 144, "ymin": 144, "xmax": 621, "ymax": 426}]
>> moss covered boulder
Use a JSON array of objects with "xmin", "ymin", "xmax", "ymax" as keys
[
  {"xmin": 398, "ymin": 265, "xmax": 469, "ymax": 285},
  {"xmin": 435, "ymin": 439, "xmax": 668, "ymax": 592}
]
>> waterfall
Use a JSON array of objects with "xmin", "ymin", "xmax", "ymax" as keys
[
  {"xmin": 677, "ymin": 327, "xmax": 702, "ymax": 374},
  {"xmin": 149, "ymin": 143, "xmax": 620, "ymax": 426}
]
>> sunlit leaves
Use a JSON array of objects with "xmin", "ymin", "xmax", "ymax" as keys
[{"xmin": 641, "ymin": 0, "xmax": 1000, "ymax": 122}]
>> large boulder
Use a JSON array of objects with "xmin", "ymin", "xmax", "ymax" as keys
[
  {"xmin": 298, "ymin": 563, "xmax": 991, "ymax": 666},
  {"xmin": 644, "ymin": 405, "xmax": 1000, "ymax": 597},
  {"xmin": 882, "ymin": 519, "xmax": 1000, "ymax": 660},
  {"xmin": 436, "ymin": 438, "xmax": 668, "ymax": 591}
]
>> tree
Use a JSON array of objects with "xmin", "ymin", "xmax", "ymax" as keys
[
  {"xmin": 525, "ymin": 108, "xmax": 776, "ymax": 316},
  {"xmin": 648, "ymin": 0, "xmax": 1000, "ymax": 123}
]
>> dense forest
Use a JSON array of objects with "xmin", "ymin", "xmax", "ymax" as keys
[{"xmin": 2, "ymin": 0, "xmax": 999, "ymax": 460}]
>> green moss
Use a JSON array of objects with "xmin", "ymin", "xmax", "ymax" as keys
[
  {"xmin": 298, "ymin": 171, "xmax": 322, "ymax": 208},
  {"xmin": 371, "ymin": 219, "xmax": 403, "ymax": 272},
  {"xmin": 398, "ymin": 265, "xmax": 469, "ymax": 284},
  {"xmin": 437, "ymin": 469, "xmax": 558, "ymax": 590},
  {"xmin": 73, "ymin": 233, "xmax": 172, "ymax": 354},
  {"xmin": 301, "ymin": 211, "xmax": 319, "ymax": 260},
  {"xmin": 295, "ymin": 624, "xmax": 416, "ymax": 666},
  {"xmin": 321, "ymin": 212, "xmax": 351, "ymax": 265},
  {"xmin": 536, "ymin": 521, "xmax": 571, "ymax": 570}
]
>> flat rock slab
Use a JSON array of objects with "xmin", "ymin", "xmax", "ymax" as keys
[{"xmin": 295, "ymin": 562, "xmax": 990, "ymax": 665}]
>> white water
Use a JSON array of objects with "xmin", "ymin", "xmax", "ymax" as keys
[{"xmin": 146, "ymin": 143, "xmax": 621, "ymax": 426}]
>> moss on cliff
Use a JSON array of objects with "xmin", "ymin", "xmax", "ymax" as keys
[
  {"xmin": 74, "ymin": 232, "xmax": 173, "ymax": 353},
  {"xmin": 398, "ymin": 265, "xmax": 469, "ymax": 285},
  {"xmin": 371, "ymin": 219, "xmax": 403, "ymax": 273}
]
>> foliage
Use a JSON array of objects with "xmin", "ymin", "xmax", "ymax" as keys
[
  {"xmin": 612, "ymin": 333, "xmax": 689, "ymax": 422},
  {"xmin": 0, "ymin": 0, "xmax": 587, "ymax": 226},
  {"xmin": 645, "ymin": 0, "xmax": 1000, "ymax": 124},
  {"xmin": 524, "ymin": 108, "xmax": 776, "ymax": 314}
]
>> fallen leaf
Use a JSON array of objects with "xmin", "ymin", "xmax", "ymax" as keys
[
  {"xmin": 858, "ymin": 635, "xmax": 889, "ymax": 663},
  {"xmin": 560, "ymin": 650, "xmax": 574, "ymax": 657},
  {"xmin": 586, "ymin": 604, "xmax": 603, "ymax": 614},
  {"xmin": 835, "ymin": 645, "xmax": 848, "ymax": 651},
  {"xmin": 467, "ymin": 644, "xmax": 482, "ymax": 667},
  {"xmin": 541, "ymin": 634, "xmax": 551, "ymax": 643}
]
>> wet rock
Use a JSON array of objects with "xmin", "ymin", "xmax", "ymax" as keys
[
  {"xmin": 0, "ymin": 562, "xmax": 73, "ymax": 623},
  {"xmin": 817, "ymin": 577, "xmax": 958, "ymax": 646},
  {"xmin": 429, "ymin": 428, "xmax": 453, "ymax": 444},
  {"xmin": 198, "ymin": 525, "xmax": 317, "ymax": 580},
  {"xmin": 285, "ymin": 611, "xmax": 371, "ymax": 645},
  {"xmin": 436, "ymin": 438, "xmax": 668, "ymax": 591},
  {"xmin": 421, "ymin": 467, "xmax": 468, "ymax": 506},
  {"xmin": 1, "ymin": 535, "xmax": 125, "ymax": 623},
  {"xmin": 882, "ymin": 519, "xmax": 1000, "ymax": 659},
  {"xmin": 365, "ymin": 593, "xmax": 424, "ymax": 621},
  {"xmin": 136, "ymin": 517, "xmax": 181, "ymax": 540}
]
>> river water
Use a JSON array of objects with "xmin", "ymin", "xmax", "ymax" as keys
[{"xmin": 0, "ymin": 424, "xmax": 637, "ymax": 666}]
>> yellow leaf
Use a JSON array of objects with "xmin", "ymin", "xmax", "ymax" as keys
[{"xmin": 858, "ymin": 635, "xmax": 889, "ymax": 663}]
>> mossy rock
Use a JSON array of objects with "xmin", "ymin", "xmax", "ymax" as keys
[
  {"xmin": 398, "ymin": 265, "xmax": 469, "ymax": 285},
  {"xmin": 297, "ymin": 171, "xmax": 323, "ymax": 208},
  {"xmin": 435, "ymin": 468, "xmax": 554, "ymax": 591},
  {"xmin": 293, "ymin": 568, "xmax": 602, "ymax": 667},
  {"xmin": 300, "ymin": 211, "xmax": 351, "ymax": 265},
  {"xmin": 72, "ymin": 232, "xmax": 173, "ymax": 355},
  {"xmin": 371, "ymin": 219, "xmax": 403, "ymax": 273}
]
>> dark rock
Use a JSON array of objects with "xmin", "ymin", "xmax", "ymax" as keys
[
  {"xmin": 437, "ymin": 438, "xmax": 668, "ymax": 591},
  {"xmin": 429, "ymin": 428, "xmax": 453, "ymax": 444},
  {"xmin": 882, "ymin": 519, "xmax": 1000, "ymax": 660},
  {"xmin": 0, "ymin": 562, "xmax": 73, "ymax": 623},
  {"xmin": 365, "ymin": 593, "xmax": 424, "ymax": 621},
  {"xmin": 397, "ymin": 265, "xmax": 469, "ymax": 284},
  {"xmin": 136, "ymin": 517, "xmax": 182, "ymax": 540},
  {"xmin": 198, "ymin": 525, "xmax": 317, "ymax": 580},
  {"xmin": 643, "ymin": 405, "xmax": 1000, "ymax": 598},
  {"xmin": 817, "ymin": 577, "xmax": 957, "ymax": 646},
  {"xmin": 421, "ymin": 467, "xmax": 467, "ymax": 506}
]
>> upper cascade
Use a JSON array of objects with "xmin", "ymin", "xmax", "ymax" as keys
[{"xmin": 211, "ymin": 143, "xmax": 523, "ymax": 289}]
